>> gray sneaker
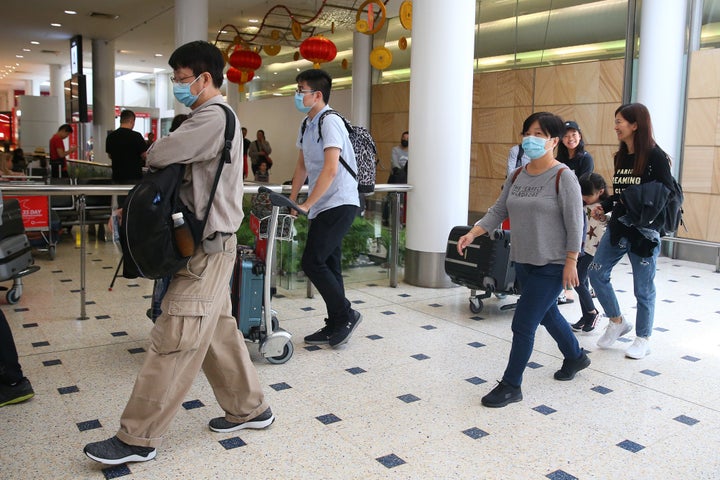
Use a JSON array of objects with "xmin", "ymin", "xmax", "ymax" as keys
[
  {"xmin": 209, "ymin": 407, "xmax": 275, "ymax": 433},
  {"xmin": 84, "ymin": 436, "xmax": 156, "ymax": 465},
  {"xmin": 597, "ymin": 317, "xmax": 633, "ymax": 348}
]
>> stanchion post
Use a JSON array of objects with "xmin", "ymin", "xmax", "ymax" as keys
[
  {"xmin": 77, "ymin": 194, "xmax": 89, "ymax": 320},
  {"xmin": 389, "ymin": 192, "xmax": 401, "ymax": 288}
]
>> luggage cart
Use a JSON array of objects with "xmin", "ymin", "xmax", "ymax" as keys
[
  {"xmin": 5, "ymin": 179, "xmax": 59, "ymax": 260},
  {"xmin": 232, "ymin": 186, "xmax": 304, "ymax": 364}
]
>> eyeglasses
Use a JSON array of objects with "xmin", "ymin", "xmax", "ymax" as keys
[
  {"xmin": 170, "ymin": 74, "xmax": 197, "ymax": 84},
  {"xmin": 295, "ymin": 88, "xmax": 317, "ymax": 95}
]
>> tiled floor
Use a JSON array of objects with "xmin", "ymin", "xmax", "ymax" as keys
[{"xmin": 1, "ymin": 236, "xmax": 719, "ymax": 479}]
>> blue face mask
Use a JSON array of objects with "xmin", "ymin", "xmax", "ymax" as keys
[
  {"xmin": 294, "ymin": 92, "xmax": 313, "ymax": 114},
  {"xmin": 521, "ymin": 135, "xmax": 550, "ymax": 160},
  {"xmin": 173, "ymin": 75, "xmax": 203, "ymax": 108}
]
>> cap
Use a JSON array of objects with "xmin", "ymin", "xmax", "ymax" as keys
[{"xmin": 564, "ymin": 120, "xmax": 581, "ymax": 132}]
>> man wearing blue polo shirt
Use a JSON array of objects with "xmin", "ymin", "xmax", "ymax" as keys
[{"xmin": 289, "ymin": 69, "xmax": 362, "ymax": 348}]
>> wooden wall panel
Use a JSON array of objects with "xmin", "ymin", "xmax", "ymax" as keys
[
  {"xmin": 684, "ymin": 98, "xmax": 719, "ymax": 146},
  {"xmin": 687, "ymin": 49, "xmax": 720, "ymax": 98},
  {"xmin": 371, "ymin": 82, "xmax": 409, "ymax": 113},
  {"xmin": 598, "ymin": 60, "xmax": 624, "ymax": 103},
  {"xmin": 678, "ymin": 193, "xmax": 710, "ymax": 240},
  {"xmin": 707, "ymin": 195, "xmax": 720, "ymax": 242},
  {"xmin": 682, "ymin": 146, "xmax": 714, "ymax": 194}
]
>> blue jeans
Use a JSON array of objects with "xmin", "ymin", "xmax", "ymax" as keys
[
  {"xmin": 588, "ymin": 231, "xmax": 659, "ymax": 338},
  {"xmin": 503, "ymin": 263, "xmax": 582, "ymax": 387},
  {"xmin": 302, "ymin": 205, "xmax": 358, "ymax": 327}
]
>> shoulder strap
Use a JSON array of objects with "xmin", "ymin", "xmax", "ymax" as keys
[
  {"xmin": 314, "ymin": 110, "xmax": 358, "ymax": 179},
  {"xmin": 510, "ymin": 166, "xmax": 523, "ymax": 184},
  {"xmin": 555, "ymin": 166, "xmax": 569, "ymax": 194},
  {"xmin": 197, "ymin": 103, "xmax": 235, "ymax": 234}
]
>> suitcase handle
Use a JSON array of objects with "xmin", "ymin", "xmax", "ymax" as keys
[{"xmin": 258, "ymin": 186, "xmax": 306, "ymax": 216}]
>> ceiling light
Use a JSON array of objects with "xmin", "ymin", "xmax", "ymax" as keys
[
  {"xmin": 154, "ymin": 53, "xmax": 163, "ymax": 57},
  {"xmin": 30, "ymin": 41, "xmax": 39, "ymax": 45},
  {"xmin": 248, "ymin": 19, "xmax": 259, "ymax": 23},
  {"xmin": 15, "ymin": 55, "xmax": 23, "ymax": 58},
  {"xmin": 22, "ymin": 48, "xmax": 30, "ymax": 52},
  {"xmin": 64, "ymin": 10, "xmax": 77, "ymax": 15},
  {"xmin": 50, "ymin": 23, "xmax": 62, "ymax": 27}
]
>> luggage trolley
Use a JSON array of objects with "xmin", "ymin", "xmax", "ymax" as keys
[
  {"xmin": 445, "ymin": 226, "xmax": 518, "ymax": 314},
  {"xmin": 232, "ymin": 186, "xmax": 305, "ymax": 364}
]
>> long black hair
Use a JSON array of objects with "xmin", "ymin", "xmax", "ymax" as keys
[{"xmin": 579, "ymin": 172, "xmax": 609, "ymax": 201}]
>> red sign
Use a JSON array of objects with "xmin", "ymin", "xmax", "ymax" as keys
[{"xmin": 4, "ymin": 195, "xmax": 49, "ymax": 229}]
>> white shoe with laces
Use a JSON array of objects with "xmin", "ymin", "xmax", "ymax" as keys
[
  {"xmin": 597, "ymin": 317, "xmax": 633, "ymax": 348},
  {"xmin": 625, "ymin": 336, "xmax": 651, "ymax": 359}
]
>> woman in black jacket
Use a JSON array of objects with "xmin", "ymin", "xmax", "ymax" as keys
[{"xmin": 589, "ymin": 103, "xmax": 676, "ymax": 359}]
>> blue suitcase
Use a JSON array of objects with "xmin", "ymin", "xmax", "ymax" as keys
[{"xmin": 231, "ymin": 247, "xmax": 265, "ymax": 337}]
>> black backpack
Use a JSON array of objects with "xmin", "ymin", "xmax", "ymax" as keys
[
  {"xmin": 301, "ymin": 110, "xmax": 377, "ymax": 195},
  {"xmin": 120, "ymin": 104, "xmax": 235, "ymax": 279}
]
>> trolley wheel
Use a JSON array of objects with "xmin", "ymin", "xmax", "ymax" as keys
[
  {"xmin": 494, "ymin": 292, "xmax": 507, "ymax": 300},
  {"xmin": 469, "ymin": 297, "xmax": 483, "ymax": 314},
  {"xmin": 271, "ymin": 315, "xmax": 279, "ymax": 332},
  {"xmin": 49, "ymin": 245, "xmax": 56, "ymax": 260},
  {"xmin": 6, "ymin": 288, "xmax": 21, "ymax": 305},
  {"xmin": 266, "ymin": 340, "xmax": 294, "ymax": 365}
]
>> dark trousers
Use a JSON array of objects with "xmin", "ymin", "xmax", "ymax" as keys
[
  {"xmin": 503, "ymin": 263, "xmax": 582, "ymax": 387},
  {"xmin": 0, "ymin": 310, "xmax": 23, "ymax": 385},
  {"xmin": 302, "ymin": 205, "xmax": 358, "ymax": 327},
  {"xmin": 574, "ymin": 253, "xmax": 596, "ymax": 316}
]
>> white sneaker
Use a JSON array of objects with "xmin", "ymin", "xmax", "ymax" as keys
[
  {"xmin": 625, "ymin": 337, "xmax": 650, "ymax": 359},
  {"xmin": 596, "ymin": 317, "xmax": 633, "ymax": 348}
]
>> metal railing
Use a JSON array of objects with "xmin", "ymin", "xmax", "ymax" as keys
[{"xmin": 1, "ymin": 182, "xmax": 412, "ymax": 318}]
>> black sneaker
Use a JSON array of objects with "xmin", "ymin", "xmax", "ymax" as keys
[
  {"xmin": 554, "ymin": 350, "xmax": 591, "ymax": 381},
  {"xmin": 329, "ymin": 310, "xmax": 362, "ymax": 347},
  {"xmin": 304, "ymin": 319, "xmax": 336, "ymax": 345},
  {"xmin": 0, "ymin": 377, "xmax": 34, "ymax": 407},
  {"xmin": 84, "ymin": 436, "xmax": 157, "ymax": 465},
  {"xmin": 481, "ymin": 380, "xmax": 523, "ymax": 408},
  {"xmin": 209, "ymin": 407, "xmax": 275, "ymax": 433},
  {"xmin": 582, "ymin": 313, "xmax": 600, "ymax": 333},
  {"xmin": 570, "ymin": 318, "xmax": 586, "ymax": 332},
  {"xmin": 557, "ymin": 294, "xmax": 574, "ymax": 305}
]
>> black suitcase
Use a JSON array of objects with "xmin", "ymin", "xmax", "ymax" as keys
[
  {"xmin": 445, "ymin": 226, "xmax": 517, "ymax": 313},
  {"xmin": 0, "ymin": 234, "xmax": 33, "ymax": 281},
  {"xmin": 0, "ymin": 198, "xmax": 27, "ymax": 241}
]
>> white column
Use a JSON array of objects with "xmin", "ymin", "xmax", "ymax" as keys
[
  {"xmin": 226, "ymin": 80, "xmax": 240, "ymax": 111},
  {"xmin": 91, "ymin": 38, "xmax": 116, "ymax": 164},
  {"xmin": 173, "ymin": 0, "xmax": 209, "ymax": 113},
  {"xmin": 351, "ymin": 32, "xmax": 372, "ymax": 128},
  {"xmin": 636, "ymin": 0, "xmax": 688, "ymax": 166},
  {"xmin": 50, "ymin": 64, "xmax": 66, "ymax": 126},
  {"xmin": 155, "ymin": 72, "xmax": 172, "ymax": 121},
  {"xmin": 404, "ymin": 0, "xmax": 476, "ymax": 287},
  {"xmin": 25, "ymin": 79, "xmax": 41, "ymax": 96}
]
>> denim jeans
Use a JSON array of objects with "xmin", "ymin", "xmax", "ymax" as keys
[
  {"xmin": 302, "ymin": 205, "xmax": 358, "ymax": 327},
  {"xmin": 503, "ymin": 263, "xmax": 582, "ymax": 387},
  {"xmin": 588, "ymin": 231, "xmax": 659, "ymax": 338}
]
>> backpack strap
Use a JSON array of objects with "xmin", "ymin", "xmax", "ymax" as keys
[
  {"xmin": 301, "ymin": 109, "xmax": 358, "ymax": 180},
  {"xmin": 195, "ymin": 103, "xmax": 236, "ymax": 238},
  {"xmin": 515, "ymin": 145, "xmax": 524, "ymax": 168}
]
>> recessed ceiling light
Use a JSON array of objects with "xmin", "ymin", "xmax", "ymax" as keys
[
  {"xmin": 15, "ymin": 55, "xmax": 23, "ymax": 58},
  {"xmin": 249, "ymin": 19, "xmax": 259, "ymax": 23},
  {"xmin": 30, "ymin": 41, "xmax": 39, "ymax": 45},
  {"xmin": 50, "ymin": 23, "xmax": 62, "ymax": 27},
  {"xmin": 220, "ymin": 30, "xmax": 228, "ymax": 34},
  {"xmin": 154, "ymin": 53, "xmax": 163, "ymax": 57},
  {"xmin": 22, "ymin": 48, "xmax": 30, "ymax": 52},
  {"xmin": 64, "ymin": 10, "xmax": 77, "ymax": 15}
]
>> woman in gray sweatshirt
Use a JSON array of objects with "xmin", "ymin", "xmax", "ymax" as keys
[{"xmin": 457, "ymin": 112, "xmax": 587, "ymax": 408}]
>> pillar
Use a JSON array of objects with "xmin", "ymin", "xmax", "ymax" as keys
[
  {"xmin": 173, "ymin": 0, "xmax": 208, "ymax": 114},
  {"xmin": 635, "ymin": 0, "xmax": 688, "ymax": 167},
  {"xmin": 50, "ymin": 64, "xmax": 66, "ymax": 126},
  {"xmin": 91, "ymin": 38, "xmax": 115, "ymax": 164},
  {"xmin": 404, "ymin": 0, "xmax": 476, "ymax": 287},
  {"xmin": 351, "ymin": 32, "xmax": 372, "ymax": 128}
]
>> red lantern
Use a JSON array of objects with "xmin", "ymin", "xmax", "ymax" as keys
[
  {"xmin": 227, "ymin": 45, "xmax": 261, "ymax": 91},
  {"xmin": 226, "ymin": 67, "xmax": 254, "ymax": 92},
  {"xmin": 299, "ymin": 36, "xmax": 337, "ymax": 68}
]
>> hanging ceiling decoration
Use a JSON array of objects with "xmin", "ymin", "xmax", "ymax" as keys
[
  {"xmin": 399, "ymin": 0, "xmax": 412, "ymax": 30},
  {"xmin": 355, "ymin": 0, "xmax": 387, "ymax": 35},
  {"xmin": 226, "ymin": 43, "xmax": 262, "ymax": 91},
  {"xmin": 300, "ymin": 35, "xmax": 337, "ymax": 69}
]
